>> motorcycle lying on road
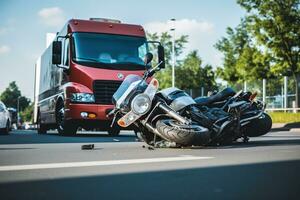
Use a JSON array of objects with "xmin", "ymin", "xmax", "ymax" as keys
[
  {"xmin": 109, "ymin": 48, "xmax": 272, "ymax": 147},
  {"xmin": 108, "ymin": 49, "xmax": 211, "ymax": 147}
]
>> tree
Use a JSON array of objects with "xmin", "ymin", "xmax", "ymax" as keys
[
  {"xmin": 215, "ymin": 20, "xmax": 250, "ymax": 84},
  {"xmin": 215, "ymin": 19, "xmax": 273, "ymax": 86},
  {"xmin": 147, "ymin": 32, "xmax": 188, "ymax": 67},
  {"xmin": 147, "ymin": 32, "xmax": 189, "ymax": 88},
  {"xmin": 176, "ymin": 51, "xmax": 216, "ymax": 91},
  {"xmin": 237, "ymin": 0, "xmax": 300, "ymax": 106},
  {"xmin": 0, "ymin": 81, "xmax": 30, "ymax": 111},
  {"xmin": 20, "ymin": 103, "xmax": 34, "ymax": 122}
]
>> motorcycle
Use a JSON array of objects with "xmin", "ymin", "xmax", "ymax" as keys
[
  {"xmin": 109, "ymin": 45, "xmax": 271, "ymax": 147},
  {"xmin": 194, "ymin": 88, "xmax": 272, "ymax": 137},
  {"xmin": 108, "ymin": 48, "xmax": 212, "ymax": 147}
]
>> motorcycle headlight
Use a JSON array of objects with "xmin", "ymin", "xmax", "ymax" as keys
[
  {"xmin": 70, "ymin": 93, "xmax": 95, "ymax": 103},
  {"xmin": 131, "ymin": 94, "xmax": 151, "ymax": 115}
]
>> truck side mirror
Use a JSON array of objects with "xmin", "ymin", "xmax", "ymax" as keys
[
  {"xmin": 52, "ymin": 41, "xmax": 62, "ymax": 65},
  {"xmin": 158, "ymin": 45, "xmax": 165, "ymax": 69}
]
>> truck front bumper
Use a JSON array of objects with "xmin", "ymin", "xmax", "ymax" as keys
[{"xmin": 65, "ymin": 103, "xmax": 114, "ymax": 121}]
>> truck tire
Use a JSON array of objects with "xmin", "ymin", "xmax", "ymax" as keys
[
  {"xmin": 37, "ymin": 113, "xmax": 47, "ymax": 134},
  {"xmin": 56, "ymin": 100, "xmax": 77, "ymax": 136},
  {"xmin": 156, "ymin": 119, "xmax": 211, "ymax": 146}
]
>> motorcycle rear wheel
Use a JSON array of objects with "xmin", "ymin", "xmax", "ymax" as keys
[{"xmin": 244, "ymin": 113, "xmax": 272, "ymax": 137}]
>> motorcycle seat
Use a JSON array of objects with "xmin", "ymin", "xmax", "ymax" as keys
[{"xmin": 194, "ymin": 87, "xmax": 236, "ymax": 106}]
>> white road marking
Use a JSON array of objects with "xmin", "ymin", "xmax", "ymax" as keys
[{"xmin": 0, "ymin": 156, "xmax": 213, "ymax": 172}]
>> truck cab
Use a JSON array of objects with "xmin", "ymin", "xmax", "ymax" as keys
[{"xmin": 34, "ymin": 18, "xmax": 164, "ymax": 136}]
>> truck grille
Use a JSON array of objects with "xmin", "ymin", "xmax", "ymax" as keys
[{"xmin": 93, "ymin": 80, "xmax": 122, "ymax": 104}]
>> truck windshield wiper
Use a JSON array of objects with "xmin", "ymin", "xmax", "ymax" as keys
[
  {"xmin": 75, "ymin": 57, "xmax": 106, "ymax": 64},
  {"xmin": 116, "ymin": 62, "xmax": 146, "ymax": 69}
]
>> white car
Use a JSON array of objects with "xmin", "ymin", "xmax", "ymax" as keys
[{"xmin": 0, "ymin": 101, "xmax": 11, "ymax": 134}]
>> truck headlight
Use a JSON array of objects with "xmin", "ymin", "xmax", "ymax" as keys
[
  {"xmin": 70, "ymin": 93, "xmax": 95, "ymax": 103},
  {"xmin": 131, "ymin": 94, "xmax": 151, "ymax": 115}
]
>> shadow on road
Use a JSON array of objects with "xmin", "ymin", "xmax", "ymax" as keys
[
  {"xmin": 0, "ymin": 130, "xmax": 137, "ymax": 145},
  {"xmin": 271, "ymin": 122, "xmax": 300, "ymax": 132},
  {"xmin": 209, "ymin": 138, "xmax": 300, "ymax": 149},
  {"xmin": 0, "ymin": 160, "xmax": 299, "ymax": 200}
]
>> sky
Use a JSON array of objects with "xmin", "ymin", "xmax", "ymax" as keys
[{"xmin": 0, "ymin": 0, "xmax": 245, "ymax": 100}]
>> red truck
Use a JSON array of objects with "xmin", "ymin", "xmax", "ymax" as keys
[{"xmin": 33, "ymin": 18, "xmax": 163, "ymax": 136}]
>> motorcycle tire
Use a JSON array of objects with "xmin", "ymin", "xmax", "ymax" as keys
[
  {"xmin": 156, "ymin": 119, "xmax": 211, "ymax": 146},
  {"xmin": 244, "ymin": 113, "xmax": 272, "ymax": 137}
]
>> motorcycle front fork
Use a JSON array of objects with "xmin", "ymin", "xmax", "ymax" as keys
[{"xmin": 140, "ymin": 102, "xmax": 190, "ymax": 148}]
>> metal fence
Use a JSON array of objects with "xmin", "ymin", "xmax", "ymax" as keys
[{"xmin": 185, "ymin": 75, "xmax": 299, "ymax": 112}]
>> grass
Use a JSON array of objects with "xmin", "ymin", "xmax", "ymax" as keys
[{"xmin": 268, "ymin": 112, "xmax": 300, "ymax": 123}]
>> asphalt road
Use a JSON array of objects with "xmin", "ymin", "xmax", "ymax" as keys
[{"xmin": 0, "ymin": 129, "xmax": 300, "ymax": 200}]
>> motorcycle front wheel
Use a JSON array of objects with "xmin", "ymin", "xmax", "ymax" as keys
[{"xmin": 156, "ymin": 119, "xmax": 211, "ymax": 146}]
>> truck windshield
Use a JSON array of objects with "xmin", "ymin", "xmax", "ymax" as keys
[{"xmin": 72, "ymin": 32, "xmax": 148, "ymax": 70}]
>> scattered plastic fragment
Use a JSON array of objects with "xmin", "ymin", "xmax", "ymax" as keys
[{"xmin": 81, "ymin": 144, "xmax": 94, "ymax": 150}]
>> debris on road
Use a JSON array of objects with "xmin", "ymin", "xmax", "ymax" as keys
[
  {"xmin": 81, "ymin": 144, "xmax": 95, "ymax": 150},
  {"xmin": 113, "ymin": 139, "xmax": 120, "ymax": 142}
]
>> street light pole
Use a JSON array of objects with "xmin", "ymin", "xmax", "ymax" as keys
[{"xmin": 170, "ymin": 18, "xmax": 176, "ymax": 88}]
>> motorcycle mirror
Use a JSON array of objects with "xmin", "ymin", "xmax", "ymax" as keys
[
  {"xmin": 158, "ymin": 45, "xmax": 165, "ymax": 69},
  {"xmin": 144, "ymin": 53, "xmax": 153, "ymax": 65}
]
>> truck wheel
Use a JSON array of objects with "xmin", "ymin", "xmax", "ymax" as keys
[
  {"xmin": 56, "ymin": 101, "xmax": 77, "ymax": 136},
  {"xmin": 37, "ymin": 114, "xmax": 47, "ymax": 134},
  {"xmin": 108, "ymin": 128, "xmax": 120, "ymax": 136},
  {"xmin": 156, "ymin": 119, "xmax": 211, "ymax": 146}
]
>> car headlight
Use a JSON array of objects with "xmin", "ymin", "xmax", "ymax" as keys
[
  {"xmin": 131, "ymin": 94, "xmax": 151, "ymax": 115},
  {"xmin": 70, "ymin": 93, "xmax": 95, "ymax": 103}
]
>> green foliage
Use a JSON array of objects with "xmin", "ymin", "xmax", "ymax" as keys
[
  {"xmin": 215, "ymin": 19, "xmax": 272, "ymax": 85},
  {"xmin": 176, "ymin": 51, "xmax": 216, "ymax": 90},
  {"xmin": 269, "ymin": 112, "xmax": 300, "ymax": 123},
  {"xmin": 146, "ymin": 31, "xmax": 189, "ymax": 88},
  {"xmin": 0, "ymin": 81, "xmax": 30, "ymax": 111},
  {"xmin": 146, "ymin": 32, "xmax": 188, "ymax": 67},
  {"xmin": 20, "ymin": 103, "xmax": 34, "ymax": 122},
  {"xmin": 237, "ymin": 0, "xmax": 300, "ymax": 105},
  {"xmin": 146, "ymin": 32, "xmax": 216, "ymax": 90},
  {"xmin": 238, "ymin": 0, "xmax": 300, "ymax": 73}
]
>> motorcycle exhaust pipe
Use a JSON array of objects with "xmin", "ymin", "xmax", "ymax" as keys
[{"xmin": 157, "ymin": 103, "xmax": 190, "ymax": 125}]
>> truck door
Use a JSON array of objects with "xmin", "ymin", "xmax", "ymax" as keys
[{"xmin": 60, "ymin": 37, "xmax": 70, "ymax": 85}]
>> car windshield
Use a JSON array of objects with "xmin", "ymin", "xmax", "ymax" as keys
[{"xmin": 72, "ymin": 32, "xmax": 148, "ymax": 70}]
